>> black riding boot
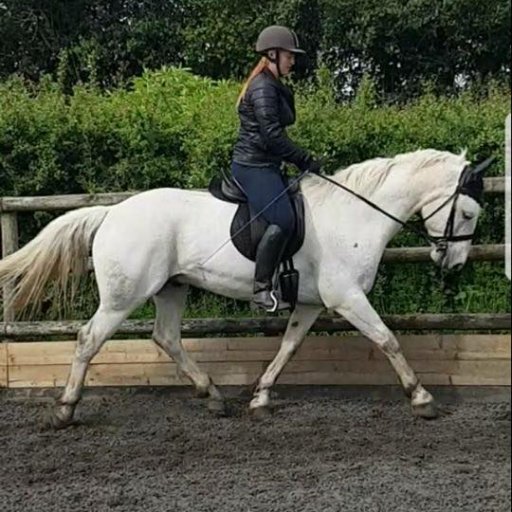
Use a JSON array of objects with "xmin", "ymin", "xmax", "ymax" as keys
[{"xmin": 253, "ymin": 224, "xmax": 290, "ymax": 313}]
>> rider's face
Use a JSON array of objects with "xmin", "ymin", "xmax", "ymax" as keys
[
  {"xmin": 268, "ymin": 50, "xmax": 295, "ymax": 76},
  {"xmin": 279, "ymin": 51, "xmax": 295, "ymax": 76}
]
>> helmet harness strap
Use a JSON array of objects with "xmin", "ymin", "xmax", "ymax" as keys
[{"xmin": 266, "ymin": 49, "xmax": 282, "ymax": 77}]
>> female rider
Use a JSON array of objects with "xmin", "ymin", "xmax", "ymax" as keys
[{"xmin": 231, "ymin": 25, "xmax": 321, "ymax": 312}]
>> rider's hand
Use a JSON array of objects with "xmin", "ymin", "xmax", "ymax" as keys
[{"xmin": 307, "ymin": 158, "xmax": 323, "ymax": 175}]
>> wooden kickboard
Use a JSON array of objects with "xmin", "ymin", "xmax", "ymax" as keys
[
  {"xmin": 0, "ymin": 344, "xmax": 7, "ymax": 387},
  {"xmin": 2, "ymin": 335, "xmax": 511, "ymax": 388}
]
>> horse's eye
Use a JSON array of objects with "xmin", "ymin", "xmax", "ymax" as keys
[{"xmin": 462, "ymin": 211, "xmax": 474, "ymax": 220}]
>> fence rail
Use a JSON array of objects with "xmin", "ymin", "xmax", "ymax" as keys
[
  {"xmin": 81, "ymin": 244, "xmax": 505, "ymax": 272},
  {"xmin": 1, "ymin": 313, "xmax": 510, "ymax": 340},
  {"xmin": 0, "ymin": 177, "xmax": 506, "ymax": 213}
]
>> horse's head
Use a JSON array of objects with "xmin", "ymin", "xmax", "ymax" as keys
[{"xmin": 420, "ymin": 156, "xmax": 493, "ymax": 271}]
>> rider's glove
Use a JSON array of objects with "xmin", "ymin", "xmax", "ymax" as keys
[{"xmin": 306, "ymin": 157, "xmax": 323, "ymax": 175}]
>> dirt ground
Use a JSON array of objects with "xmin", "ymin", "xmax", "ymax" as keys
[{"xmin": 0, "ymin": 386, "xmax": 510, "ymax": 512}]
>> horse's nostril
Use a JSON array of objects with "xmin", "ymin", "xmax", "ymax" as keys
[{"xmin": 453, "ymin": 263, "xmax": 464, "ymax": 272}]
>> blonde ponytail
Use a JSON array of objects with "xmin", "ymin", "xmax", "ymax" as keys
[{"xmin": 237, "ymin": 57, "xmax": 270, "ymax": 107}]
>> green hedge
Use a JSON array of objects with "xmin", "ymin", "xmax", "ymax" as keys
[{"xmin": 0, "ymin": 68, "xmax": 510, "ymax": 320}]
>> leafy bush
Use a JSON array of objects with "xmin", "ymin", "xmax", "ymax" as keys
[{"xmin": 0, "ymin": 67, "xmax": 509, "ymax": 319}]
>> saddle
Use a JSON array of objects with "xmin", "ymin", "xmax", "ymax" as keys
[
  {"xmin": 208, "ymin": 169, "xmax": 306, "ymax": 309},
  {"xmin": 208, "ymin": 170, "xmax": 305, "ymax": 261}
]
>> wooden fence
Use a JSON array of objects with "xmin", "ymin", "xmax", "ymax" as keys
[{"xmin": 0, "ymin": 178, "xmax": 509, "ymax": 389}]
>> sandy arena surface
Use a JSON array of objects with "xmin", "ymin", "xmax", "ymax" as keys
[{"xmin": 0, "ymin": 386, "xmax": 510, "ymax": 512}]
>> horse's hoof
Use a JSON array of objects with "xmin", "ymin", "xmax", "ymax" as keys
[
  {"xmin": 45, "ymin": 411, "xmax": 73, "ymax": 430},
  {"xmin": 207, "ymin": 399, "xmax": 227, "ymax": 417},
  {"xmin": 412, "ymin": 401, "xmax": 439, "ymax": 420},
  {"xmin": 45, "ymin": 404, "xmax": 75, "ymax": 430},
  {"xmin": 249, "ymin": 406, "xmax": 272, "ymax": 420}
]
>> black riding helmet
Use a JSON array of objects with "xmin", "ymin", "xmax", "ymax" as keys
[{"xmin": 256, "ymin": 25, "xmax": 306, "ymax": 77}]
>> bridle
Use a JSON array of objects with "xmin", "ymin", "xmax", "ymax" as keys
[{"xmin": 314, "ymin": 156, "xmax": 493, "ymax": 255}]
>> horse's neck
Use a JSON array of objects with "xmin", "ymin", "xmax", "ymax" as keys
[
  {"xmin": 370, "ymin": 168, "xmax": 426, "ymax": 241},
  {"xmin": 315, "ymin": 165, "xmax": 435, "ymax": 252}
]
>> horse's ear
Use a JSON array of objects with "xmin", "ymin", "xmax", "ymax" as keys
[
  {"xmin": 458, "ymin": 156, "xmax": 494, "ymax": 207},
  {"xmin": 471, "ymin": 155, "xmax": 495, "ymax": 176}
]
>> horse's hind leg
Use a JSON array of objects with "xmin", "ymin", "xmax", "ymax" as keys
[
  {"xmin": 152, "ymin": 282, "xmax": 225, "ymax": 414},
  {"xmin": 50, "ymin": 307, "xmax": 130, "ymax": 429}
]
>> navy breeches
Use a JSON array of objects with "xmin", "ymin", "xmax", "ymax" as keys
[{"xmin": 231, "ymin": 162, "xmax": 296, "ymax": 236}]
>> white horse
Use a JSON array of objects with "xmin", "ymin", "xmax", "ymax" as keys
[{"xmin": 0, "ymin": 149, "xmax": 487, "ymax": 428}]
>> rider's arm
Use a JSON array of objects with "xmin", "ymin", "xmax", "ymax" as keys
[{"xmin": 250, "ymin": 84, "xmax": 313, "ymax": 171}]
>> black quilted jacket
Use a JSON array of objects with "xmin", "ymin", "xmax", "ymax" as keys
[{"xmin": 232, "ymin": 68, "xmax": 311, "ymax": 170}]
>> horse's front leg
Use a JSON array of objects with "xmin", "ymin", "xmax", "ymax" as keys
[
  {"xmin": 325, "ymin": 286, "xmax": 438, "ymax": 418},
  {"xmin": 249, "ymin": 304, "xmax": 323, "ymax": 418}
]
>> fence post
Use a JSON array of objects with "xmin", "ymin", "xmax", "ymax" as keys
[
  {"xmin": 1, "ymin": 207, "xmax": 19, "ymax": 322},
  {"xmin": 506, "ymin": 113, "xmax": 511, "ymax": 280}
]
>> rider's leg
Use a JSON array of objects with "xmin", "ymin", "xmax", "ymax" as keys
[
  {"xmin": 232, "ymin": 163, "xmax": 296, "ymax": 312},
  {"xmin": 253, "ymin": 224, "xmax": 290, "ymax": 311}
]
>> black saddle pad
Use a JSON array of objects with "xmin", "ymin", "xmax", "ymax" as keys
[{"xmin": 209, "ymin": 175, "xmax": 305, "ymax": 262}]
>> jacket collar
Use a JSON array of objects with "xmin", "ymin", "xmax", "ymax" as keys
[
  {"xmin": 261, "ymin": 68, "xmax": 292, "ymax": 96},
  {"xmin": 262, "ymin": 67, "xmax": 280, "ymax": 83}
]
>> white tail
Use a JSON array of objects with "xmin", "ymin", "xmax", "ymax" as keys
[{"xmin": 0, "ymin": 206, "xmax": 110, "ymax": 318}]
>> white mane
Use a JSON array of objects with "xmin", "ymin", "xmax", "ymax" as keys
[{"xmin": 303, "ymin": 148, "xmax": 468, "ymax": 202}]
